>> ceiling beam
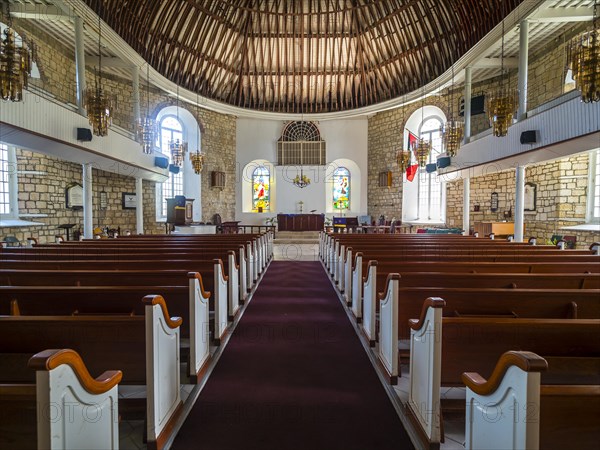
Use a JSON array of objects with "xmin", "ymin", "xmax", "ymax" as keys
[
  {"xmin": 85, "ymin": 56, "xmax": 135, "ymax": 69},
  {"xmin": 471, "ymin": 57, "xmax": 519, "ymax": 69},
  {"xmin": 529, "ymin": 6, "xmax": 594, "ymax": 23},
  {"xmin": 9, "ymin": 4, "xmax": 74, "ymax": 22}
]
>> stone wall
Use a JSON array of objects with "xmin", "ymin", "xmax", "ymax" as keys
[
  {"xmin": 1, "ymin": 150, "xmax": 164, "ymax": 244},
  {"xmin": 446, "ymin": 153, "xmax": 599, "ymax": 248}
]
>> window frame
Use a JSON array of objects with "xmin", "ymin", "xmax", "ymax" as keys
[
  {"xmin": 587, "ymin": 149, "xmax": 600, "ymax": 224},
  {"xmin": 332, "ymin": 166, "xmax": 351, "ymax": 211},
  {"xmin": 416, "ymin": 115, "xmax": 445, "ymax": 223},
  {"xmin": 156, "ymin": 115, "xmax": 185, "ymax": 221},
  {"xmin": 0, "ymin": 144, "xmax": 19, "ymax": 220}
]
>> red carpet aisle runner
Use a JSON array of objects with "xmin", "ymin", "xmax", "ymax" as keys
[{"xmin": 172, "ymin": 261, "xmax": 414, "ymax": 450}]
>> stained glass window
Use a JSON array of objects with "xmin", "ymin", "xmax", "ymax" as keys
[
  {"xmin": 252, "ymin": 166, "xmax": 270, "ymax": 212},
  {"xmin": 333, "ymin": 167, "xmax": 350, "ymax": 210}
]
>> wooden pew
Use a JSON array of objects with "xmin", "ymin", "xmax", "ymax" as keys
[
  {"xmin": 404, "ymin": 298, "xmax": 600, "ymax": 445},
  {"xmin": 462, "ymin": 351, "xmax": 600, "ymax": 450},
  {"xmin": 0, "ymin": 295, "xmax": 183, "ymax": 450},
  {"xmin": 0, "ymin": 279, "xmax": 214, "ymax": 381},
  {"xmin": 1, "ymin": 248, "xmax": 250, "ymax": 302},
  {"xmin": 0, "ymin": 349, "xmax": 122, "ymax": 450},
  {"xmin": 0, "ymin": 264, "xmax": 230, "ymax": 339}
]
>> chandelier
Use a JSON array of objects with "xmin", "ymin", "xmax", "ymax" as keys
[
  {"xmin": 170, "ymin": 83, "xmax": 188, "ymax": 167},
  {"xmin": 567, "ymin": 1, "xmax": 599, "ymax": 103},
  {"xmin": 412, "ymin": 138, "xmax": 432, "ymax": 168},
  {"xmin": 0, "ymin": 4, "xmax": 34, "ymax": 102},
  {"xmin": 396, "ymin": 148, "xmax": 411, "ymax": 172},
  {"xmin": 293, "ymin": 168, "xmax": 311, "ymax": 188},
  {"xmin": 189, "ymin": 150, "xmax": 205, "ymax": 174},
  {"xmin": 441, "ymin": 65, "xmax": 464, "ymax": 156},
  {"xmin": 169, "ymin": 139, "xmax": 187, "ymax": 167},
  {"xmin": 136, "ymin": 64, "xmax": 157, "ymax": 153},
  {"xmin": 486, "ymin": 18, "xmax": 517, "ymax": 137},
  {"xmin": 84, "ymin": 17, "xmax": 115, "ymax": 137}
]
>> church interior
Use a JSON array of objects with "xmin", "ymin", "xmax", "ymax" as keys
[{"xmin": 0, "ymin": 0, "xmax": 599, "ymax": 449}]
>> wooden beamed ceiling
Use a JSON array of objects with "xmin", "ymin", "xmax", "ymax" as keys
[{"xmin": 85, "ymin": 0, "xmax": 524, "ymax": 114}]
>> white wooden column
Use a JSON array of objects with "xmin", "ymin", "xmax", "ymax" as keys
[
  {"xmin": 132, "ymin": 65, "xmax": 141, "ymax": 123},
  {"xmin": 464, "ymin": 67, "xmax": 472, "ymax": 143},
  {"xmin": 518, "ymin": 20, "xmax": 530, "ymax": 121},
  {"xmin": 515, "ymin": 166, "xmax": 526, "ymax": 242},
  {"xmin": 74, "ymin": 16, "xmax": 87, "ymax": 116},
  {"xmin": 83, "ymin": 163, "xmax": 93, "ymax": 239},
  {"xmin": 136, "ymin": 177, "xmax": 144, "ymax": 234},
  {"xmin": 463, "ymin": 178, "xmax": 470, "ymax": 236}
]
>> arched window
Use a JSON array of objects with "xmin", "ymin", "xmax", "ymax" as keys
[
  {"xmin": 332, "ymin": 167, "xmax": 350, "ymax": 210},
  {"xmin": 417, "ymin": 117, "xmax": 444, "ymax": 222},
  {"xmin": 252, "ymin": 166, "xmax": 270, "ymax": 212},
  {"xmin": 159, "ymin": 116, "xmax": 184, "ymax": 217}
]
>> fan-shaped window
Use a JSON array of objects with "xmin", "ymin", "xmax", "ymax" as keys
[
  {"xmin": 332, "ymin": 167, "xmax": 350, "ymax": 210},
  {"xmin": 252, "ymin": 166, "xmax": 270, "ymax": 212},
  {"xmin": 417, "ymin": 117, "xmax": 444, "ymax": 222},
  {"xmin": 159, "ymin": 115, "xmax": 184, "ymax": 217},
  {"xmin": 277, "ymin": 121, "xmax": 326, "ymax": 165}
]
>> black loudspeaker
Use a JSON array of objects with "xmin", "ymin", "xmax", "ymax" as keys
[
  {"xmin": 168, "ymin": 164, "xmax": 180, "ymax": 174},
  {"xmin": 154, "ymin": 156, "xmax": 169, "ymax": 169},
  {"xmin": 76, "ymin": 128, "xmax": 93, "ymax": 142},
  {"xmin": 436, "ymin": 156, "xmax": 451, "ymax": 169},
  {"xmin": 425, "ymin": 163, "xmax": 437, "ymax": 174},
  {"xmin": 520, "ymin": 130, "xmax": 539, "ymax": 144}
]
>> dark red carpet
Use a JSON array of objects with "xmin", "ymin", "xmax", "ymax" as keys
[{"xmin": 171, "ymin": 261, "xmax": 414, "ymax": 450}]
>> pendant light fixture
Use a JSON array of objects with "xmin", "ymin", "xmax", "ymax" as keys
[
  {"xmin": 567, "ymin": 0, "xmax": 599, "ymax": 103},
  {"xmin": 84, "ymin": 15, "xmax": 115, "ymax": 137},
  {"xmin": 189, "ymin": 91, "xmax": 205, "ymax": 174},
  {"xmin": 486, "ymin": 17, "xmax": 518, "ymax": 137},
  {"xmin": 412, "ymin": 86, "xmax": 431, "ymax": 168},
  {"xmin": 169, "ymin": 82, "xmax": 187, "ymax": 167},
  {"xmin": 136, "ymin": 64, "xmax": 157, "ymax": 154},
  {"xmin": 0, "ymin": 2, "xmax": 34, "ymax": 102},
  {"xmin": 441, "ymin": 64, "xmax": 464, "ymax": 157}
]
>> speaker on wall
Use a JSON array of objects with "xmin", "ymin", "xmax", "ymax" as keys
[
  {"xmin": 169, "ymin": 164, "xmax": 180, "ymax": 174},
  {"xmin": 425, "ymin": 163, "xmax": 437, "ymax": 174},
  {"xmin": 76, "ymin": 128, "xmax": 93, "ymax": 142},
  {"xmin": 436, "ymin": 156, "xmax": 451, "ymax": 169},
  {"xmin": 154, "ymin": 156, "xmax": 169, "ymax": 169},
  {"xmin": 520, "ymin": 130, "xmax": 539, "ymax": 144}
]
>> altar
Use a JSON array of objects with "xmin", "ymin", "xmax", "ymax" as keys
[{"xmin": 277, "ymin": 214, "xmax": 325, "ymax": 232}]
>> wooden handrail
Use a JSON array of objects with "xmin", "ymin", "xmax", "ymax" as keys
[
  {"xmin": 142, "ymin": 295, "xmax": 183, "ymax": 329},
  {"xmin": 28, "ymin": 349, "xmax": 122, "ymax": 395},
  {"xmin": 187, "ymin": 272, "xmax": 211, "ymax": 299},
  {"xmin": 377, "ymin": 273, "xmax": 400, "ymax": 301},
  {"xmin": 462, "ymin": 351, "xmax": 548, "ymax": 396},
  {"xmin": 408, "ymin": 297, "xmax": 446, "ymax": 330}
]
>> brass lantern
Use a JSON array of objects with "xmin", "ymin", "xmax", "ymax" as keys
[
  {"xmin": 441, "ymin": 119, "xmax": 464, "ymax": 157},
  {"xmin": 567, "ymin": 2, "xmax": 599, "ymax": 103},
  {"xmin": 396, "ymin": 148, "xmax": 411, "ymax": 172},
  {"xmin": 487, "ymin": 87, "xmax": 517, "ymax": 137},
  {"xmin": 136, "ymin": 64, "xmax": 157, "ymax": 153},
  {"xmin": 189, "ymin": 150, "xmax": 205, "ymax": 174},
  {"xmin": 0, "ymin": 26, "xmax": 33, "ymax": 102},
  {"xmin": 412, "ymin": 138, "xmax": 431, "ymax": 168},
  {"xmin": 169, "ymin": 138, "xmax": 187, "ymax": 167}
]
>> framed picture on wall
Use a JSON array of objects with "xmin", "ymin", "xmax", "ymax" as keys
[
  {"xmin": 122, "ymin": 192, "xmax": 136, "ymax": 209},
  {"xmin": 65, "ymin": 183, "xmax": 83, "ymax": 210},
  {"xmin": 524, "ymin": 182, "xmax": 537, "ymax": 211}
]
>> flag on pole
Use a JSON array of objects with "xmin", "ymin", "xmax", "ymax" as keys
[{"xmin": 406, "ymin": 164, "xmax": 419, "ymax": 182}]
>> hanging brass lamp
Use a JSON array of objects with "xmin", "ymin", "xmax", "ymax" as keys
[
  {"xmin": 412, "ymin": 138, "xmax": 431, "ymax": 168},
  {"xmin": 84, "ymin": 17, "xmax": 115, "ymax": 137},
  {"xmin": 567, "ymin": 1, "xmax": 599, "ymax": 103},
  {"xmin": 136, "ymin": 64, "xmax": 157, "ymax": 153},
  {"xmin": 441, "ymin": 65, "xmax": 464, "ymax": 156},
  {"xmin": 0, "ymin": 4, "xmax": 34, "ymax": 102},
  {"xmin": 396, "ymin": 148, "xmax": 411, "ymax": 172}
]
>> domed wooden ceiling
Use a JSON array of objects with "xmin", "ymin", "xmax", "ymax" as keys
[{"xmin": 85, "ymin": 0, "xmax": 523, "ymax": 114}]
